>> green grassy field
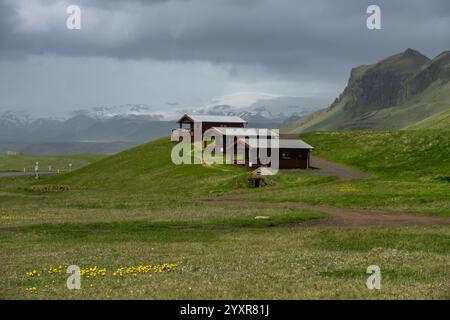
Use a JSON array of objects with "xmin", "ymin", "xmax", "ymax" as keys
[
  {"xmin": 0, "ymin": 154, "xmax": 104, "ymax": 173},
  {"xmin": 0, "ymin": 131, "xmax": 449, "ymax": 299}
]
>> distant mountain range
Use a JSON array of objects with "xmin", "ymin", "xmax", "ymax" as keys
[
  {"xmin": 284, "ymin": 49, "xmax": 450, "ymax": 133},
  {"xmin": 0, "ymin": 96, "xmax": 327, "ymax": 154}
]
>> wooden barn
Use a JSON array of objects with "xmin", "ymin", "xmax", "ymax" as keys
[
  {"xmin": 237, "ymin": 138, "xmax": 313, "ymax": 169},
  {"xmin": 174, "ymin": 114, "xmax": 247, "ymax": 140}
]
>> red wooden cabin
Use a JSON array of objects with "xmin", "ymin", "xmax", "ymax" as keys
[{"xmin": 174, "ymin": 114, "xmax": 247, "ymax": 141}]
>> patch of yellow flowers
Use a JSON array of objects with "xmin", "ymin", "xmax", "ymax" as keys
[
  {"xmin": 27, "ymin": 262, "xmax": 179, "ymax": 279},
  {"xmin": 112, "ymin": 263, "xmax": 179, "ymax": 277},
  {"xmin": 25, "ymin": 287, "xmax": 38, "ymax": 294},
  {"xmin": 26, "ymin": 270, "xmax": 40, "ymax": 277},
  {"xmin": 48, "ymin": 265, "xmax": 63, "ymax": 274},
  {"xmin": 80, "ymin": 266, "xmax": 107, "ymax": 278},
  {"xmin": 24, "ymin": 262, "xmax": 181, "ymax": 294}
]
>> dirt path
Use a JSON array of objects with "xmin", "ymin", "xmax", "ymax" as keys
[
  {"xmin": 0, "ymin": 172, "xmax": 54, "ymax": 178},
  {"xmin": 200, "ymin": 193, "xmax": 450, "ymax": 227},
  {"xmin": 281, "ymin": 156, "xmax": 371, "ymax": 181}
]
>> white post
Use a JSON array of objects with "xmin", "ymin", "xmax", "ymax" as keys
[{"xmin": 34, "ymin": 162, "xmax": 39, "ymax": 179}]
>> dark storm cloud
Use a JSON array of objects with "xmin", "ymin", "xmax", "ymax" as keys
[{"xmin": 0, "ymin": 0, "xmax": 449, "ymax": 78}]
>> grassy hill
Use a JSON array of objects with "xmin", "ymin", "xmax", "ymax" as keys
[
  {"xmin": 285, "ymin": 49, "xmax": 450, "ymax": 133},
  {"xmin": 38, "ymin": 138, "xmax": 250, "ymax": 210},
  {"xmin": 3, "ymin": 138, "xmax": 322, "ymax": 224},
  {"xmin": 5, "ymin": 131, "xmax": 450, "ymax": 218}
]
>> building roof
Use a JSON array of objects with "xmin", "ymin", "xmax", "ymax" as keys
[
  {"xmin": 238, "ymin": 138, "xmax": 314, "ymax": 149},
  {"xmin": 177, "ymin": 114, "xmax": 247, "ymax": 124},
  {"xmin": 211, "ymin": 127, "xmax": 279, "ymax": 136},
  {"xmin": 252, "ymin": 167, "xmax": 277, "ymax": 176}
]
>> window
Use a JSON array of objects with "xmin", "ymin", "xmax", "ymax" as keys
[{"xmin": 281, "ymin": 152, "xmax": 292, "ymax": 160}]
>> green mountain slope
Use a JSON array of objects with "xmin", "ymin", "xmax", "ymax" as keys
[
  {"xmin": 285, "ymin": 49, "xmax": 450, "ymax": 133},
  {"xmin": 407, "ymin": 107, "xmax": 450, "ymax": 129}
]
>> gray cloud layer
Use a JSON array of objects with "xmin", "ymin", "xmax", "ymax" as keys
[
  {"xmin": 2, "ymin": 1, "xmax": 448, "ymax": 66},
  {"xmin": 0, "ymin": 0, "xmax": 449, "ymax": 116}
]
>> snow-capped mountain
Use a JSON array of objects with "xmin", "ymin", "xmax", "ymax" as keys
[
  {"xmin": 71, "ymin": 104, "xmax": 164, "ymax": 121},
  {"xmin": 0, "ymin": 110, "xmax": 34, "ymax": 126},
  {"xmin": 1, "ymin": 92, "xmax": 328, "ymax": 125},
  {"xmin": 184, "ymin": 95, "xmax": 329, "ymax": 123},
  {"xmin": 0, "ymin": 110, "xmax": 65, "ymax": 126},
  {"xmin": 0, "ymin": 94, "xmax": 329, "ymax": 154}
]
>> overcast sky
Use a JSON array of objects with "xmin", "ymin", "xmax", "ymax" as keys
[{"xmin": 0, "ymin": 0, "xmax": 449, "ymax": 117}]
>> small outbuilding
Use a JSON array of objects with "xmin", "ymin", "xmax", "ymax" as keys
[{"xmin": 237, "ymin": 138, "xmax": 314, "ymax": 169}]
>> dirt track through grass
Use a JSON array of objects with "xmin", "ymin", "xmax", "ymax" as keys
[
  {"xmin": 281, "ymin": 156, "xmax": 371, "ymax": 180},
  {"xmin": 200, "ymin": 193, "xmax": 450, "ymax": 227}
]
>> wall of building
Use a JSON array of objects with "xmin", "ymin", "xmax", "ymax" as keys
[{"xmin": 279, "ymin": 148, "xmax": 310, "ymax": 169}]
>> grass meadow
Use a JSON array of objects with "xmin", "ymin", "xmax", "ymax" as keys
[{"xmin": 0, "ymin": 130, "xmax": 449, "ymax": 299}]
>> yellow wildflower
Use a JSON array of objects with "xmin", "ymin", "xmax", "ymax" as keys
[
  {"xmin": 26, "ymin": 270, "xmax": 40, "ymax": 277},
  {"xmin": 25, "ymin": 287, "xmax": 38, "ymax": 294}
]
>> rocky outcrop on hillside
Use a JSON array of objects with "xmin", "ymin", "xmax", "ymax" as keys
[
  {"xmin": 405, "ymin": 51, "xmax": 450, "ymax": 97},
  {"xmin": 286, "ymin": 48, "xmax": 450, "ymax": 132},
  {"xmin": 334, "ymin": 49, "xmax": 430, "ymax": 114}
]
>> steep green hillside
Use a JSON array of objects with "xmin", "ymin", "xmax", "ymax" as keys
[
  {"xmin": 407, "ymin": 105, "xmax": 450, "ymax": 129},
  {"xmin": 285, "ymin": 49, "xmax": 450, "ymax": 133}
]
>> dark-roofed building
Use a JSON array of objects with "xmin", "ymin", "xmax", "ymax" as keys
[
  {"xmin": 176, "ymin": 114, "xmax": 246, "ymax": 135},
  {"xmin": 237, "ymin": 138, "xmax": 313, "ymax": 169},
  {"xmin": 210, "ymin": 127, "xmax": 279, "ymax": 153}
]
